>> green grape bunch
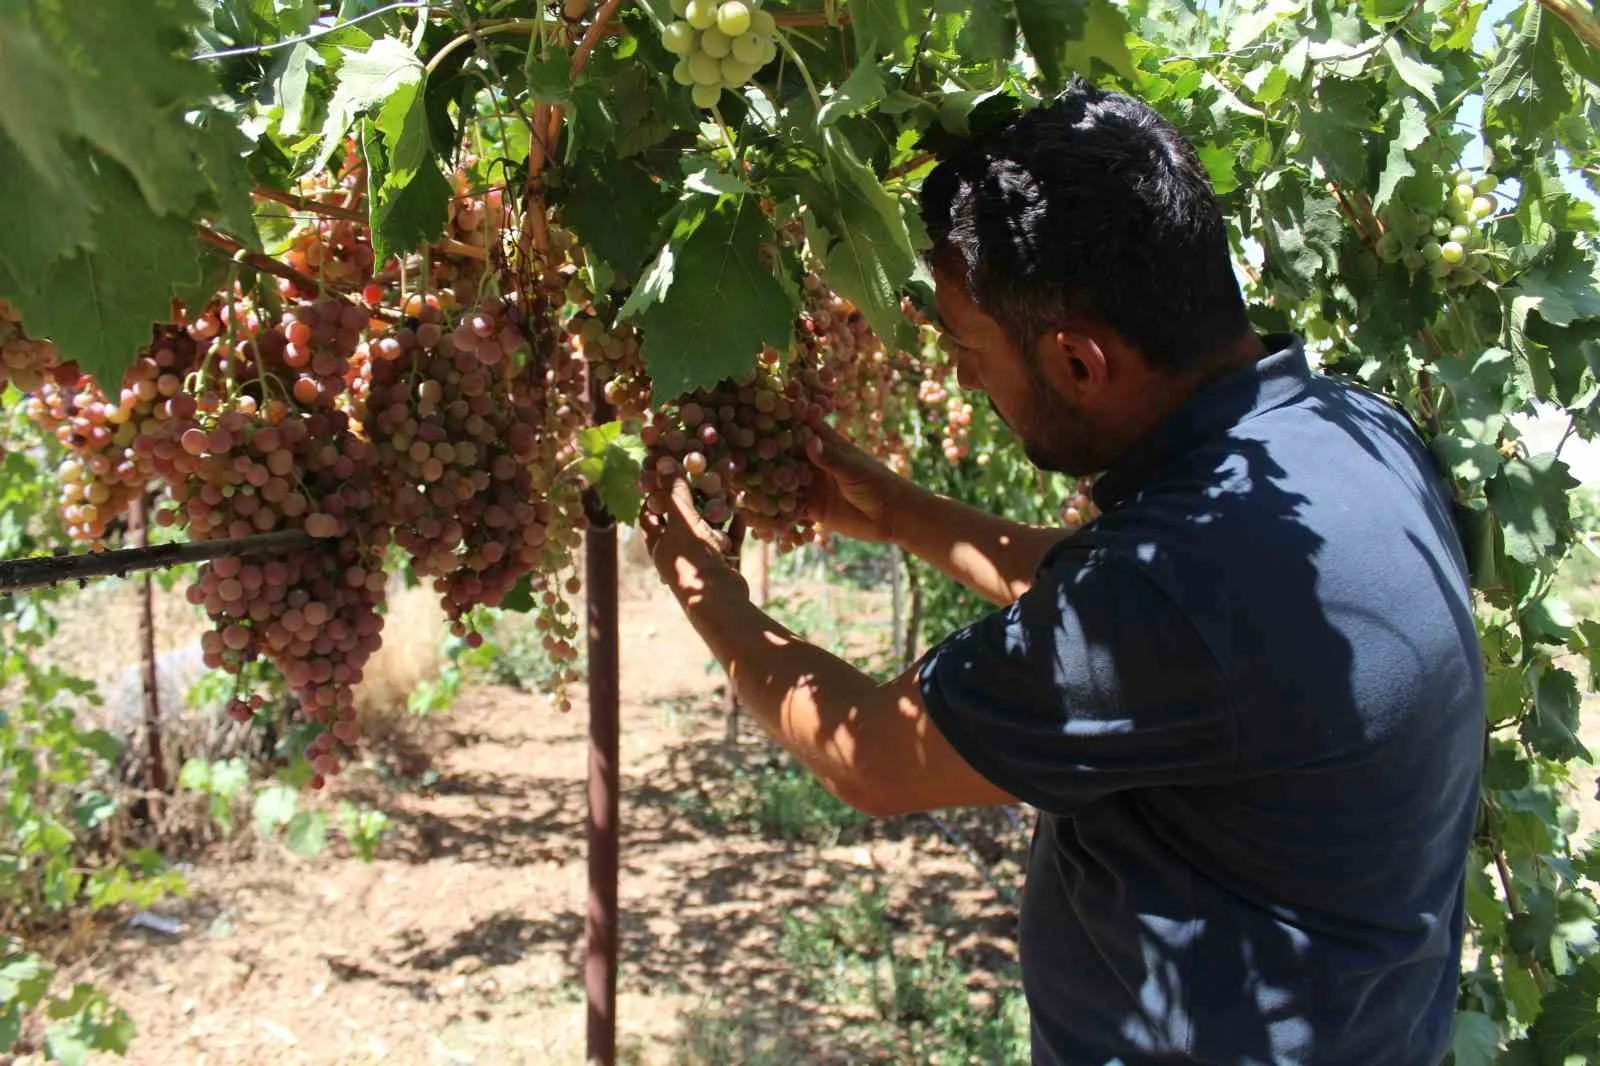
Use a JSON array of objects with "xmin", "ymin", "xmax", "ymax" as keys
[
  {"xmin": 1375, "ymin": 167, "xmax": 1502, "ymax": 290},
  {"xmin": 660, "ymin": 0, "xmax": 780, "ymax": 109}
]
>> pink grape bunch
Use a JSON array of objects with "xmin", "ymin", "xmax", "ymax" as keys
[{"xmin": 640, "ymin": 345, "xmax": 832, "ymax": 552}]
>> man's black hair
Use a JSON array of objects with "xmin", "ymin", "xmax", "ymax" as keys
[{"xmin": 919, "ymin": 78, "xmax": 1250, "ymax": 371}]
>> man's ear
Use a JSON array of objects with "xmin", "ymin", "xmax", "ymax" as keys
[{"xmin": 1035, "ymin": 328, "xmax": 1110, "ymax": 400}]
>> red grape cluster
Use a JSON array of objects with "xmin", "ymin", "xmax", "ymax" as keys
[
  {"xmin": 796, "ymin": 277, "xmax": 917, "ymax": 476},
  {"xmin": 640, "ymin": 345, "xmax": 832, "ymax": 551},
  {"xmin": 1062, "ymin": 475, "xmax": 1099, "ymax": 530},
  {"xmin": 915, "ymin": 375, "xmax": 974, "ymax": 464},
  {"xmin": 0, "ymin": 299, "xmax": 67, "ymax": 394},
  {"xmin": 359, "ymin": 292, "xmax": 587, "ymax": 691}
]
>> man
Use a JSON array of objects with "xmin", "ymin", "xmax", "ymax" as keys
[{"xmin": 639, "ymin": 80, "xmax": 1485, "ymax": 1066}]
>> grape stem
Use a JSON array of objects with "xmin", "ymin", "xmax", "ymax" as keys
[
  {"xmin": 0, "ymin": 529, "xmax": 319, "ymax": 594},
  {"xmin": 772, "ymin": 10, "xmax": 852, "ymax": 27}
]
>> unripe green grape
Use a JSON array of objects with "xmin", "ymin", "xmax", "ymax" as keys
[
  {"xmin": 671, "ymin": 0, "xmax": 688, "ymax": 13},
  {"xmin": 1450, "ymin": 204, "xmax": 1474, "ymax": 226},
  {"xmin": 751, "ymin": 7, "xmax": 776, "ymax": 35},
  {"xmin": 1440, "ymin": 240, "xmax": 1465, "ymax": 264},
  {"xmin": 1467, "ymin": 251, "xmax": 1490, "ymax": 273},
  {"xmin": 700, "ymin": 27, "xmax": 732, "ymax": 57},
  {"xmin": 758, "ymin": 38, "xmax": 778, "ymax": 65},
  {"xmin": 1453, "ymin": 183, "xmax": 1476, "ymax": 207},
  {"xmin": 1475, "ymin": 174, "xmax": 1499, "ymax": 195},
  {"xmin": 1471, "ymin": 194, "xmax": 1496, "ymax": 219},
  {"xmin": 688, "ymin": 50, "xmax": 723, "ymax": 84},
  {"xmin": 692, "ymin": 82, "xmax": 723, "ymax": 108},
  {"xmin": 1376, "ymin": 231, "xmax": 1402, "ymax": 261},
  {"xmin": 720, "ymin": 57, "xmax": 758, "ymax": 84},
  {"xmin": 1421, "ymin": 240, "xmax": 1443, "ymax": 261},
  {"xmin": 672, "ymin": 58, "xmax": 695, "ymax": 85},
  {"xmin": 1432, "ymin": 218, "xmax": 1452, "ymax": 237},
  {"xmin": 1449, "ymin": 224, "xmax": 1473, "ymax": 243},
  {"xmin": 731, "ymin": 30, "xmax": 766, "ymax": 64},
  {"xmin": 662, "ymin": 20, "xmax": 695, "ymax": 53},
  {"xmin": 1401, "ymin": 249, "xmax": 1424, "ymax": 271},
  {"xmin": 717, "ymin": 0, "xmax": 752, "ymax": 36},
  {"xmin": 685, "ymin": 0, "xmax": 717, "ymax": 29},
  {"xmin": 1452, "ymin": 168, "xmax": 1474, "ymax": 187},
  {"xmin": 1431, "ymin": 257, "xmax": 1452, "ymax": 279}
]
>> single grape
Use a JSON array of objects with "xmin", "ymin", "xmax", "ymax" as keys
[
  {"xmin": 700, "ymin": 27, "xmax": 732, "ymax": 57},
  {"xmin": 717, "ymin": 0, "xmax": 752, "ymax": 37},
  {"xmin": 1471, "ymin": 195, "xmax": 1496, "ymax": 220},
  {"xmin": 731, "ymin": 31, "xmax": 766, "ymax": 65},
  {"xmin": 663, "ymin": 20, "xmax": 695, "ymax": 53},
  {"xmin": 751, "ymin": 8, "xmax": 776, "ymax": 35},
  {"xmin": 692, "ymin": 82, "xmax": 723, "ymax": 108},
  {"xmin": 685, "ymin": 0, "xmax": 717, "ymax": 29},
  {"xmin": 673, "ymin": 59, "xmax": 695, "ymax": 86},
  {"xmin": 1432, "ymin": 218, "xmax": 1452, "ymax": 238},
  {"xmin": 1439, "ymin": 240, "xmax": 1465, "ymax": 265},
  {"xmin": 688, "ymin": 51, "xmax": 723, "ymax": 85},
  {"xmin": 720, "ymin": 57, "xmax": 758, "ymax": 84}
]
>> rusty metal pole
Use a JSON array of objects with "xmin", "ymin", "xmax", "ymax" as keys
[
  {"xmin": 583, "ymin": 382, "xmax": 620, "ymax": 1066},
  {"xmin": 127, "ymin": 495, "xmax": 167, "ymax": 820}
]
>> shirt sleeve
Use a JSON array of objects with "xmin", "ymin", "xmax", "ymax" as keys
[{"xmin": 916, "ymin": 547, "xmax": 1235, "ymax": 817}]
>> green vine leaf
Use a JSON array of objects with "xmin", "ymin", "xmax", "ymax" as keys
[
  {"xmin": 849, "ymin": 0, "xmax": 934, "ymax": 64},
  {"xmin": 1525, "ymin": 953, "xmax": 1600, "ymax": 1064},
  {"xmin": 1015, "ymin": 0, "xmax": 1135, "ymax": 89},
  {"xmin": 637, "ymin": 198, "xmax": 795, "ymax": 401},
  {"xmin": 1485, "ymin": 454, "xmax": 1579, "ymax": 565},
  {"xmin": 1524, "ymin": 666, "xmax": 1590, "ymax": 762},
  {"xmin": 1448, "ymin": 1009, "xmax": 1500, "ymax": 1066},
  {"xmin": 577, "ymin": 422, "xmax": 647, "ymax": 523}
]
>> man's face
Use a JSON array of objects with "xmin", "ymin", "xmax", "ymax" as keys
[{"xmin": 931, "ymin": 269, "xmax": 1112, "ymax": 477}]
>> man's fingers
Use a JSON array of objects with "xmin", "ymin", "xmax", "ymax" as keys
[{"xmin": 662, "ymin": 475, "xmax": 733, "ymax": 555}]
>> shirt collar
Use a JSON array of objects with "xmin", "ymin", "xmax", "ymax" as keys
[{"xmin": 1091, "ymin": 333, "xmax": 1311, "ymax": 511}]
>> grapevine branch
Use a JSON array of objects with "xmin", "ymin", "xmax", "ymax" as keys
[
  {"xmin": 0, "ymin": 530, "xmax": 319, "ymax": 594},
  {"xmin": 1540, "ymin": 0, "xmax": 1600, "ymax": 48},
  {"xmin": 197, "ymin": 226, "xmax": 326, "ymax": 294},
  {"xmin": 251, "ymin": 187, "xmax": 366, "ymax": 224}
]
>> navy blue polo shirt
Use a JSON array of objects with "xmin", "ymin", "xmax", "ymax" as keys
[{"xmin": 918, "ymin": 335, "xmax": 1485, "ymax": 1066}]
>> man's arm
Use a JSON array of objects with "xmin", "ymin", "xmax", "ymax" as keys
[
  {"xmin": 643, "ymin": 480, "xmax": 1018, "ymax": 816},
  {"xmin": 804, "ymin": 426, "xmax": 1068, "ymax": 606}
]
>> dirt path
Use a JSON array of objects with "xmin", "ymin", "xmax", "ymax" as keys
[{"xmin": 58, "ymin": 566, "xmax": 1024, "ymax": 1066}]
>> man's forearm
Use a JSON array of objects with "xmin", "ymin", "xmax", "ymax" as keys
[
  {"xmin": 660, "ymin": 558, "xmax": 898, "ymax": 809},
  {"xmin": 886, "ymin": 480, "xmax": 1068, "ymax": 606}
]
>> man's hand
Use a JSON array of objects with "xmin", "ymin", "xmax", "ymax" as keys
[
  {"xmin": 801, "ymin": 424, "xmax": 907, "ymax": 544},
  {"xmin": 639, "ymin": 476, "xmax": 749, "ymax": 606}
]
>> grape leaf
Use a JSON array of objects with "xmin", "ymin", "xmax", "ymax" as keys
[
  {"xmin": 1296, "ymin": 77, "xmax": 1375, "ymax": 186},
  {"xmin": 23, "ymin": 0, "xmax": 214, "ymax": 217},
  {"xmin": 0, "ymin": 133, "xmax": 92, "ymax": 285},
  {"xmin": 318, "ymin": 36, "xmax": 424, "ymax": 168},
  {"xmin": 524, "ymin": 43, "xmax": 574, "ymax": 108},
  {"xmin": 577, "ymin": 422, "xmax": 646, "ymax": 523},
  {"xmin": 1373, "ymin": 96, "xmax": 1429, "ymax": 211},
  {"xmin": 850, "ymin": 0, "xmax": 934, "ymax": 63},
  {"xmin": 1257, "ymin": 174, "xmax": 1344, "ymax": 301},
  {"xmin": 682, "ymin": 163, "xmax": 754, "ymax": 196},
  {"xmin": 500, "ymin": 575, "xmax": 536, "ymax": 613},
  {"xmin": 361, "ymin": 117, "xmax": 449, "ymax": 263},
  {"xmin": 819, "ymin": 60, "xmax": 889, "ymax": 126},
  {"xmin": 1486, "ymin": 453, "xmax": 1579, "ymax": 564},
  {"xmin": 1448, "ymin": 1010, "xmax": 1500, "ymax": 1066},
  {"xmin": 1483, "ymin": 739, "xmax": 1532, "ymax": 788},
  {"xmin": 1526, "ymin": 953, "xmax": 1600, "ymax": 1063},
  {"xmin": 1016, "ymin": 0, "xmax": 1135, "ymax": 89},
  {"xmin": 1484, "ymin": 664, "xmax": 1524, "ymax": 726},
  {"xmin": 274, "ymin": 41, "xmax": 316, "ymax": 136},
  {"xmin": 637, "ymin": 198, "xmax": 795, "ymax": 401},
  {"xmin": 4, "ymin": 148, "xmax": 205, "ymax": 389},
  {"xmin": 563, "ymin": 154, "xmax": 673, "ymax": 281},
  {"xmin": 958, "ymin": 0, "xmax": 1017, "ymax": 63},
  {"xmin": 1381, "ymin": 37, "xmax": 1442, "ymax": 107},
  {"xmin": 1483, "ymin": 4, "xmax": 1572, "ymax": 142},
  {"xmin": 619, "ymin": 201, "xmax": 709, "ymax": 321},
  {"xmin": 0, "ymin": 1004, "xmax": 20, "ymax": 1051},
  {"xmin": 285, "ymin": 810, "xmax": 328, "ymax": 859},
  {"xmin": 193, "ymin": 113, "xmax": 260, "ymax": 246},
  {"xmin": 1361, "ymin": 0, "xmax": 1412, "ymax": 22},
  {"xmin": 252, "ymin": 783, "xmax": 298, "ymax": 836},
  {"xmin": 1524, "ymin": 665, "xmax": 1590, "ymax": 761},
  {"xmin": 1511, "ymin": 235, "xmax": 1600, "ymax": 330},
  {"xmin": 772, "ymin": 129, "xmax": 917, "ymax": 350},
  {"xmin": 1196, "ymin": 144, "xmax": 1238, "ymax": 196}
]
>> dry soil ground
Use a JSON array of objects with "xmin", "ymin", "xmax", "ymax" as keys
[{"xmin": 17, "ymin": 544, "xmax": 1028, "ymax": 1066}]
